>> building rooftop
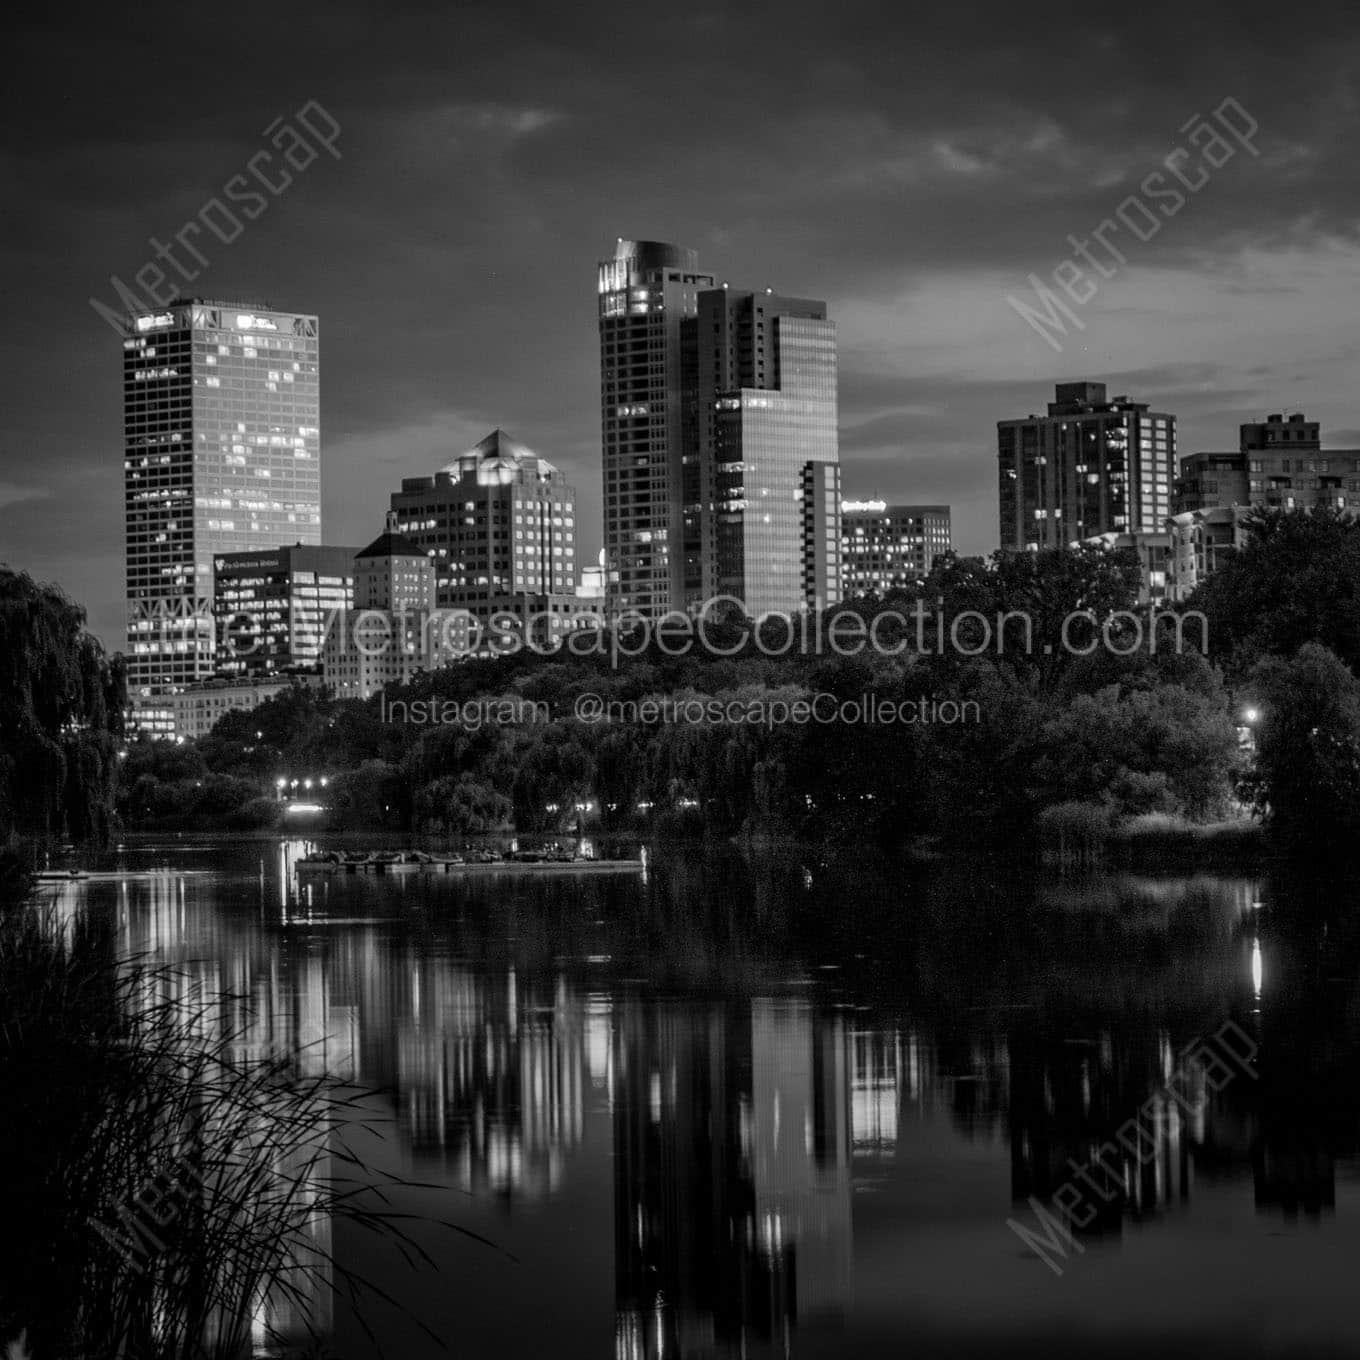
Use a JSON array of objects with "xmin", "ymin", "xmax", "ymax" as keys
[
  {"xmin": 356, "ymin": 528, "xmax": 423, "ymax": 560},
  {"xmin": 439, "ymin": 428, "xmax": 560, "ymax": 484}
]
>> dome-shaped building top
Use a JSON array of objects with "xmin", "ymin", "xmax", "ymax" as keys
[{"xmin": 441, "ymin": 429, "xmax": 560, "ymax": 486}]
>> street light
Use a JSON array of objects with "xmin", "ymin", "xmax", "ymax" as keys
[{"xmin": 1242, "ymin": 707, "xmax": 1260, "ymax": 724}]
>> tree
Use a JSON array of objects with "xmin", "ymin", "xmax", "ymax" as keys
[
  {"xmin": 1245, "ymin": 643, "xmax": 1360, "ymax": 849},
  {"xmin": 1193, "ymin": 508, "xmax": 1360, "ymax": 679},
  {"xmin": 1034, "ymin": 682, "xmax": 1238, "ymax": 820},
  {"xmin": 413, "ymin": 775, "xmax": 512, "ymax": 834},
  {"xmin": 0, "ymin": 569, "xmax": 124, "ymax": 844}
]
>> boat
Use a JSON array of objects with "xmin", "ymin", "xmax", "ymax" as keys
[{"xmin": 35, "ymin": 869, "xmax": 89, "ymax": 882}]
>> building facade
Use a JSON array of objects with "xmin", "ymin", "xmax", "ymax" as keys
[
  {"xmin": 577, "ymin": 549, "xmax": 607, "ymax": 604},
  {"xmin": 1174, "ymin": 413, "xmax": 1360, "ymax": 515},
  {"xmin": 840, "ymin": 502, "xmax": 951, "ymax": 597},
  {"xmin": 389, "ymin": 429, "xmax": 581, "ymax": 650},
  {"xmin": 322, "ymin": 522, "xmax": 450, "ymax": 700},
  {"xmin": 998, "ymin": 382, "xmax": 1174, "ymax": 549},
  {"xmin": 1173, "ymin": 451, "xmax": 1251, "ymax": 513},
  {"xmin": 1166, "ymin": 506, "xmax": 1254, "ymax": 601},
  {"xmin": 1082, "ymin": 529, "xmax": 1172, "ymax": 603},
  {"xmin": 694, "ymin": 288, "xmax": 842, "ymax": 615},
  {"xmin": 167, "ymin": 677, "xmax": 300, "ymax": 742},
  {"xmin": 124, "ymin": 299, "xmax": 321, "ymax": 720},
  {"xmin": 598, "ymin": 240, "xmax": 715, "ymax": 617},
  {"xmin": 213, "ymin": 544, "xmax": 356, "ymax": 676},
  {"xmin": 1166, "ymin": 412, "xmax": 1360, "ymax": 596}
]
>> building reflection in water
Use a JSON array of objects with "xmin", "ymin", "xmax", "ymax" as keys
[
  {"xmin": 86, "ymin": 854, "xmax": 1360, "ymax": 1355},
  {"xmin": 1007, "ymin": 1026, "xmax": 1198, "ymax": 1237},
  {"xmin": 398, "ymin": 964, "xmax": 585, "ymax": 1198},
  {"xmin": 612, "ymin": 998, "xmax": 857, "ymax": 1360},
  {"xmin": 110, "ymin": 868, "xmax": 337, "ymax": 1355}
]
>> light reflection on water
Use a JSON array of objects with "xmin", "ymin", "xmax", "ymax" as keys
[{"xmin": 53, "ymin": 840, "xmax": 1360, "ymax": 1359}]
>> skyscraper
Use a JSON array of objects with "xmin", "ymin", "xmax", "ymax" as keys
[
  {"xmin": 389, "ymin": 429, "xmax": 580, "ymax": 648},
  {"xmin": 694, "ymin": 288, "xmax": 841, "ymax": 614},
  {"xmin": 598, "ymin": 240, "xmax": 714, "ymax": 617},
  {"xmin": 123, "ymin": 299, "xmax": 320, "ymax": 723},
  {"xmin": 997, "ymin": 381, "xmax": 1173, "ymax": 550}
]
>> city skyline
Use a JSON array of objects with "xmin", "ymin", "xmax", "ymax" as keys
[{"xmin": 6, "ymin": 3, "xmax": 1360, "ymax": 649}]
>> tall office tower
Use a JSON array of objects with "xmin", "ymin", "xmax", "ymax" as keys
[
  {"xmin": 213, "ymin": 544, "xmax": 358, "ymax": 676},
  {"xmin": 389, "ymin": 429, "xmax": 579, "ymax": 647},
  {"xmin": 840, "ymin": 502, "xmax": 952, "ymax": 597},
  {"xmin": 598, "ymin": 240, "xmax": 714, "ymax": 617},
  {"xmin": 694, "ymin": 287, "xmax": 841, "ymax": 615},
  {"xmin": 997, "ymin": 381, "xmax": 1174, "ymax": 550},
  {"xmin": 123, "ymin": 299, "xmax": 320, "ymax": 721}
]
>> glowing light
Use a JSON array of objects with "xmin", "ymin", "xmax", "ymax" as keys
[
  {"xmin": 1242, "ymin": 707, "xmax": 1260, "ymax": 724},
  {"xmin": 283, "ymin": 802, "xmax": 324, "ymax": 814},
  {"xmin": 1251, "ymin": 938, "xmax": 1263, "ymax": 999},
  {"xmin": 135, "ymin": 312, "xmax": 174, "ymax": 332},
  {"xmin": 842, "ymin": 499, "xmax": 887, "ymax": 513},
  {"xmin": 235, "ymin": 313, "xmax": 278, "ymax": 331}
]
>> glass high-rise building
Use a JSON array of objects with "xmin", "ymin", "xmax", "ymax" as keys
[
  {"xmin": 123, "ymin": 299, "xmax": 321, "ymax": 715},
  {"xmin": 696, "ymin": 289, "xmax": 841, "ymax": 615},
  {"xmin": 598, "ymin": 240, "xmax": 714, "ymax": 617},
  {"xmin": 997, "ymin": 382, "xmax": 1173, "ymax": 549}
]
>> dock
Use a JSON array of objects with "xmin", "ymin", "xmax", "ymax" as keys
[{"xmin": 296, "ymin": 855, "xmax": 644, "ymax": 876}]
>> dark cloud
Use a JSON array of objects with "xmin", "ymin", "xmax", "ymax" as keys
[{"xmin": 3, "ymin": 1, "xmax": 1359, "ymax": 643}]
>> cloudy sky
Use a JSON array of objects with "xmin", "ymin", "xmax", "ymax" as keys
[{"xmin": 4, "ymin": 2, "xmax": 1359, "ymax": 647}]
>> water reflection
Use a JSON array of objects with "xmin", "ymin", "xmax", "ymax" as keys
[
  {"xmin": 57, "ymin": 842, "xmax": 1360, "ymax": 1356},
  {"xmin": 613, "ymin": 998, "xmax": 854, "ymax": 1358}
]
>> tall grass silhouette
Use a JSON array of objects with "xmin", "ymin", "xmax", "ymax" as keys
[{"xmin": 0, "ymin": 878, "xmax": 500, "ymax": 1359}]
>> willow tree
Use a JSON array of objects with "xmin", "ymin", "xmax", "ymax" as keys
[{"xmin": 0, "ymin": 568, "xmax": 125, "ymax": 845}]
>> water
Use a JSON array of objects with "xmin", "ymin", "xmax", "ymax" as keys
[{"xmin": 50, "ymin": 837, "xmax": 1360, "ymax": 1358}]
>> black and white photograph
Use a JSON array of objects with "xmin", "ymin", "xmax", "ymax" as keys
[{"xmin": 3, "ymin": 4, "xmax": 1360, "ymax": 1357}]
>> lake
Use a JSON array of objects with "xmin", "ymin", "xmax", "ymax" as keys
[{"xmin": 47, "ymin": 836, "xmax": 1360, "ymax": 1359}]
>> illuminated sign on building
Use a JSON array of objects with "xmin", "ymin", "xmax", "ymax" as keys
[
  {"xmin": 235, "ymin": 314, "xmax": 279, "ymax": 331},
  {"xmin": 135, "ymin": 313, "xmax": 175, "ymax": 332},
  {"xmin": 842, "ymin": 499, "xmax": 887, "ymax": 513}
]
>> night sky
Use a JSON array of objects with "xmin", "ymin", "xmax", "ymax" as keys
[{"xmin": 4, "ymin": 2, "xmax": 1358, "ymax": 648}]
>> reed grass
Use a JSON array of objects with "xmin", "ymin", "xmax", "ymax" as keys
[{"xmin": 0, "ymin": 884, "xmax": 498, "ymax": 1360}]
